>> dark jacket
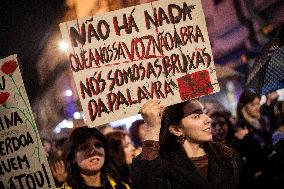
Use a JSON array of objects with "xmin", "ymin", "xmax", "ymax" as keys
[
  {"xmin": 264, "ymin": 139, "xmax": 284, "ymax": 189},
  {"xmin": 132, "ymin": 142, "xmax": 240, "ymax": 189},
  {"xmin": 234, "ymin": 118, "xmax": 273, "ymax": 188},
  {"xmin": 57, "ymin": 175, "xmax": 130, "ymax": 189}
]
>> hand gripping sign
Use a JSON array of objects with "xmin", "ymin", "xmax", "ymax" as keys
[{"xmin": 59, "ymin": 0, "xmax": 220, "ymax": 127}]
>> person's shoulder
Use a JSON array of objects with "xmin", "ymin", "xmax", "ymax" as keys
[
  {"xmin": 107, "ymin": 175, "xmax": 131, "ymax": 189},
  {"xmin": 207, "ymin": 142, "xmax": 239, "ymax": 164},
  {"xmin": 56, "ymin": 182, "xmax": 71, "ymax": 189}
]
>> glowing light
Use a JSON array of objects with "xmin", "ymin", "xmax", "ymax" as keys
[
  {"xmin": 73, "ymin": 112, "xmax": 81, "ymax": 119},
  {"xmin": 53, "ymin": 119, "xmax": 74, "ymax": 133},
  {"xmin": 59, "ymin": 40, "xmax": 69, "ymax": 51},
  {"xmin": 110, "ymin": 114, "xmax": 143, "ymax": 130},
  {"xmin": 65, "ymin": 90, "xmax": 73, "ymax": 96}
]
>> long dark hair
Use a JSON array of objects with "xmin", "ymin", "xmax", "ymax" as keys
[
  {"xmin": 236, "ymin": 89, "xmax": 260, "ymax": 122},
  {"xmin": 106, "ymin": 131, "xmax": 128, "ymax": 167},
  {"xmin": 65, "ymin": 126, "xmax": 111, "ymax": 189},
  {"xmin": 160, "ymin": 101, "xmax": 189, "ymax": 155},
  {"xmin": 160, "ymin": 101, "xmax": 237, "ymax": 169},
  {"xmin": 129, "ymin": 119, "xmax": 145, "ymax": 148},
  {"xmin": 106, "ymin": 131, "xmax": 132, "ymax": 185}
]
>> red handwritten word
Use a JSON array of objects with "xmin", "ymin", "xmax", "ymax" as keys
[{"xmin": 113, "ymin": 8, "xmax": 139, "ymax": 36}]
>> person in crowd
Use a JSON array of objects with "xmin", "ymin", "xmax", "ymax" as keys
[
  {"xmin": 51, "ymin": 137, "xmax": 68, "ymax": 187},
  {"xmin": 272, "ymin": 100, "xmax": 284, "ymax": 145},
  {"xmin": 236, "ymin": 89, "xmax": 272, "ymax": 149},
  {"xmin": 201, "ymin": 100, "xmax": 225, "ymax": 117},
  {"xmin": 234, "ymin": 89, "xmax": 273, "ymax": 188},
  {"xmin": 260, "ymin": 91, "xmax": 279, "ymax": 131},
  {"xmin": 51, "ymin": 160, "xmax": 68, "ymax": 187},
  {"xmin": 261, "ymin": 96, "xmax": 284, "ymax": 188},
  {"xmin": 106, "ymin": 131, "xmax": 135, "ymax": 186},
  {"xmin": 210, "ymin": 111, "xmax": 236, "ymax": 147},
  {"xmin": 55, "ymin": 137, "xmax": 68, "ymax": 160},
  {"xmin": 265, "ymin": 139, "xmax": 284, "ymax": 189},
  {"xmin": 97, "ymin": 124, "xmax": 114, "ymax": 135},
  {"xmin": 129, "ymin": 119, "xmax": 147, "ymax": 155},
  {"xmin": 132, "ymin": 99, "xmax": 240, "ymax": 189},
  {"xmin": 57, "ymin": 126, "xmax": 130, "ymax": 189},
  {"xmin": 42, "ymin": 138, "xmax": 56, "ymax": 163}
]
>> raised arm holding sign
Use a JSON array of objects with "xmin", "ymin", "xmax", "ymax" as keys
[
  {"xmin": 133, "ymin": 99, "xmax": 240, "ymax": 189},
  {"xmin": 58, "ymin": 0, "xmax": 242, "ymax": 188}
]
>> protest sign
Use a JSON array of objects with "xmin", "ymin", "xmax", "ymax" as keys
[
  {"xmin": 59, "ymin": 0, "xmax": 220, "ymax": 126},
  {"xmin": 0, "ymin": 55, "xmax": 55, "ymax": 189}
]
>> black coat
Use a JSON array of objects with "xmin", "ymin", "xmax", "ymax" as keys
[
  {"xmin": 132, "ymin": 143, "xmax": 240, "ymax": 189},
  {"xmin": 264, "ymin": 140, "xmax": 284, "ymax": 189}
]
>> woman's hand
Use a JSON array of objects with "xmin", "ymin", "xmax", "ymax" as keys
[
  {"xmin": 234, "ymin": 127, "xmax": 249, "ymax": 140},
  {"xmin": 51, "ymin": 160, "xmax": 67, "ymax": 183},
  {"xmin": 140, "ymin": 99, "xmax": 164, "ymax": 141}
]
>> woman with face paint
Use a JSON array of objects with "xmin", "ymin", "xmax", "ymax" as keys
[
  {"xmin": 132, "ymin": 100, "xmax": 240, "ymax": 189},
  {"xmin": 57, "ymin": 126, "xmax": 130, "ymax": 189}
]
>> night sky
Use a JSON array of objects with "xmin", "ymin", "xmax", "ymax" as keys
[{"xmin": 0, "ymin": 0, "xmax": 65, "ymax": 101}]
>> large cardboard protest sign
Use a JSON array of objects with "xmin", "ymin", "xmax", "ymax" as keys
[
  {"xmin": 59, "ymin": 0, "xmax": 220, "ymax": 126},
  {"xmin": 0, "ymin": 55, "xmax": 55, "ymax": 189}
]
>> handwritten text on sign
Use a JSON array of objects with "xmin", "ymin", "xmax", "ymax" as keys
[
  {"xmin": 59, "ymin": 0, "xmax": 219, "ymax": 126},
  {"xmin": 0, "ymin": 55, "xmax": 55, "ymax": 189}
]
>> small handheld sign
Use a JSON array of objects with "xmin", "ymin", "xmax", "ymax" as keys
[{"xmin": 0, "ymin": 55, "xmax": 55, "ymax": 189}]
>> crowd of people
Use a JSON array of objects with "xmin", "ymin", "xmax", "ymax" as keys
[{"xmin": 42, "ymin": 89, "xmax": 284, "ymax": 189}]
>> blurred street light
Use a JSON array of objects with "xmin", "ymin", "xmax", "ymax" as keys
[
  {"xmin": 59, "ymin": 40, "xmax": 69, "ymax": 52},
  {"xmin": 65, "ymin": 89, "xmax": 73, "ymax": 96},
  {"xmin": 73, "ymin": 112, "xmax": 81, "ymax": 119}
]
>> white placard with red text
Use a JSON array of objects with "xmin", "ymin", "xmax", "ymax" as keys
[{"xmin": 59, "ymin": 0, "xmax": 219, "ymax": 127}]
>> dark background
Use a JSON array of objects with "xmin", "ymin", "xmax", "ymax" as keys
[{"xmin": 0, "ymin": 0, "xmax": 64, "ymax": 100}]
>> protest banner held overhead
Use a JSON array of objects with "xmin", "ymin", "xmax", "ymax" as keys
[
  {"xmin": 0, "ymin": 55, "xmax": 55, "ymax": 189},
  {"xmin": 59, "ymin": 0, "xmax": 220, "ymax": 127}
]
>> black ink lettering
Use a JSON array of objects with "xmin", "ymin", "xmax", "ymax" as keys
[
  {"xmin": 42, "ymin": 164, "xmax": 51, "ymax": 188},
  {"xmin": 144, "ymin": 8, "xmax": 158, "ymax": 29},
  {"xmin": 0, "ymin": 76, "xmax": 5, "ymax": 90},
  {"xmin": 88, "ymin": 24, "xmax": 100, "ymax": 43},
  {"xmin": 168, "ymin": 4, "xmax": 182, "ymax": 24},
  {"xmin": 97, "ymin": 20, "xmax": 110, "ymax": 40},
  {"xmin": 26, "ymin": 173, "xmax": 36, "ymax": 189},
  {"xmin": 70, "ymin": 24, "xmax": 86, "ymax": 47}
]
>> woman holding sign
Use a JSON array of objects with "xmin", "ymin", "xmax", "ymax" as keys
[
  {"xmin": 132, "ymin": 100, "xmax": 240, "ymax": 189},
  {"xmin": 57, "ymin": 126, "xmax": 130, "ymax": 189}
]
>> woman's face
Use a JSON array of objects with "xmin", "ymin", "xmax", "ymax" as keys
[
  {"xmin": 211, "ymin": 117, "xmax": 229, "ymax": 142},
  {"xmin": 122, "ymin": 135, "xmax": 135, "ymax": 165},
  {"xmin": 244, "ymin": 97, "xmax": 260, "ymax": 119},
  {"xmin": 180, "ymin": 101, "xmax": 212, "ymax": 143},
  {"xmin": 75, "ymin": 138, "xmax": 105, "ymax": 174}
]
